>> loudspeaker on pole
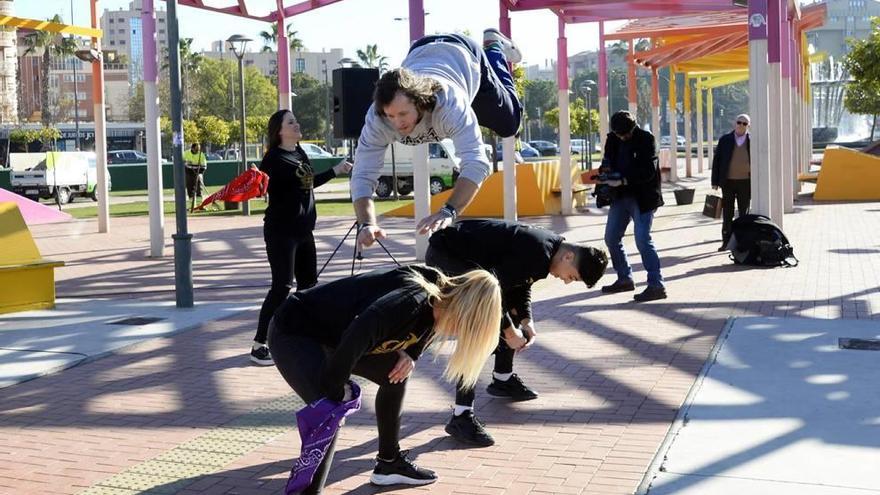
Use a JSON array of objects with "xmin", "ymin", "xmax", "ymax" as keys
[{"xmin": 332, "ymin": 68, "xmax": 380, "ymax": 139}]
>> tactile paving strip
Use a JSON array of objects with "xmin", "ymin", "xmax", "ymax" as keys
[{"xmin": 79, "ymin": 376, "xmax": 369, "ymax": 494}]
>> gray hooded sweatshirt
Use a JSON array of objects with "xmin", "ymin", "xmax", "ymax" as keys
[{"xmin": 350, "ymin": 41, "xmax": 492, "ymax": 201}]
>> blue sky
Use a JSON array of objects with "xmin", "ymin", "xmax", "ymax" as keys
[{"xmin": 17, "ymin": 0, "xmax": 614, "ymax": 67}]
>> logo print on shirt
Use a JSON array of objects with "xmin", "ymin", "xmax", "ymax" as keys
[
  {"xmin": 400, "ymin": 127, "xmax": 441, "ymax": 145},
  {"xmin": 368, "ymin": 332, "xmax": 419, "ymax": 355}
]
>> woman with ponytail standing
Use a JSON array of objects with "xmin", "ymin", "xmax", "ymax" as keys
[{"xmin": 251, "ymin": 109, "xmax": 352, "ymax": 365}]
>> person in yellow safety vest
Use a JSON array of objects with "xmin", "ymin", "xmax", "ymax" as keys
[{"xmin": 183, "ymin": 143, "xmax": 208, "ymax": 200}]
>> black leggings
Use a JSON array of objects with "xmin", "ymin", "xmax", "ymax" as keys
[
  {"xmin": 268, "ymin": 319, "xmax": 407, "ymax": 494},
  {"xmin": 409, "ymin": 34, "xmax": 521, "ymax": 138},
  {"xmin": 255, "ymin": 226, "xmax": 318, "ymax": 344},
  {"xmin": 424, "ymin": 245, "xmax": 516, "ymax": 408}
]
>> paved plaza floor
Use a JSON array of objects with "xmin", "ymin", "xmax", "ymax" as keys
[{"xmin": 1, "ymin": 172, "xmax": 878, "ymax": 494}]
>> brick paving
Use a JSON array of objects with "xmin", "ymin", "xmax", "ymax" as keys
[{"xmin": 1, "ymin": 173, "xmax": 878, "ymax": 494}]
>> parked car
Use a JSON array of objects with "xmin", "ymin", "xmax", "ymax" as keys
[
  {"xmin": 660, "ymin": 135, "xmax": 686, "ymax": 147},
  {"xmin": 109, "ymin": 149, "xmax": 173, "ymax": 165},
  {"xmin": 107, "ymin": 149, "xmax": 149, "ymax": 164},
  {"xmin": 528, "ymin": 140, "xmax": 559, "ymax": 156},
  {"xmin": 493, "ymin": 142, "xmax": 540, "ymax": 161},
  {"xmin": 300, "ymin": 142, "xmax": 334, "ymax": 159},
  {"xmin": 571, "ymin": 138, "xmax": 600, "ymax": 155},
  {"xmin": 205, "ymin": 152, "xmax": 223, "ymax": 161}
]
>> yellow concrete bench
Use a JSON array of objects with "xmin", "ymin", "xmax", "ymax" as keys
[
  {"xmin": 0, "ymin": 202, "xmax": 64, "ymax": 314},
  {"xmin": 798, "ymin": 172, "xmax": 819, "ymax": 183},
  {"xmin": 814, "ymin": 147, "xmax": 880, "ymax": 201}
]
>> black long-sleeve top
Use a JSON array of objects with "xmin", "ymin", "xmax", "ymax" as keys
[
  {"xmin": 274, "ymin": 265, "xmax": 441, "ymax": 401},
  {"xmin": 601, "ymin": 127, "xmax": 664, "ymax": 212},
  {"xmin": 428, "ymin": 219, "xmax": 562, "ymax": 331},
  {"xmin": 260, "ymin": 145, "xmax": 336, "ymax": 233}
]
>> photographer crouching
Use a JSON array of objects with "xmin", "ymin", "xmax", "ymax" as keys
[{"xmin": 595, "ymin": 111, "xmax": 667, "ymax": 302}]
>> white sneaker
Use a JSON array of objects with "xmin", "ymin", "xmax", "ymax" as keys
[{"xmin": 483, "ymin": 28, "xmax": 522, "ymax": 64}]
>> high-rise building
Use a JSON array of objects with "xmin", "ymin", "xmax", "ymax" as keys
[
  {"xmin": 0, "ymin": 0, "xmax": 18, "ymax": 124},
  {"xmin": 100, "ymin": 0, "xmax": 168, "ymax": 88},
  {"xmin": 202, "ymin": 43, "xmax": 344, "ymax": 84},
  {"xmin": 805, "ymin": 0, "xmax": 880, "ymax": 59}
]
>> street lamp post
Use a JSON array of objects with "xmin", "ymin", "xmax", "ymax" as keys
[
  {"xmin": 69, "ymin": 0, "xmax": 80, "ymax": 151},
  {"xmin": 321, "ymin": 57, "xmax": 331, "ymax": 151},
  {"xmin": 227, "ymin": 34, "xmax": 252, "ymax": 215},
  {"xmin": 581, "ymin": 80, "xmax": 596, "ymax": 170}
]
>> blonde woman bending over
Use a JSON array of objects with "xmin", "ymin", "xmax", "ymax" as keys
[{"xmin": 268, "ymin": 265, "xmax": 501, "ymax": 493}]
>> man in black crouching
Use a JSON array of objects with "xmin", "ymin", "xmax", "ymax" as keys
[{"xmin": 426, "ymin": 219, "xmax": 608, "ymax": 446}]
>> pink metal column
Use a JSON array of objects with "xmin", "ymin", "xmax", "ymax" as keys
[
  {"xmin": 780, "ymin": 11, "xmax": 794, "ymax": 212},
  {"xmin": 627, "ymin": 42, "xmax": 637, "ymax": 118},
  {"xmin": 142, "ymin": 0, "xmax": 165, "ymax": 256},
  {"xmin": 597, "ymin": 22, "xmax": 609, "ymax": 140},
  {"xmin": 748, "ymin": 0, "xmax": 772, "ymax": 220},
  {"xmin": 767, "ymin": 0, "xmax": 784, "ymax": 226},
  {"xmin": 408, "ymin": 0, "xmax": 425, "ymax": 43},
  {"xmin": 651, "ymin": 67, "xmax": 660, "ymax": 137},
  {"xmin": 91, "ymin": 0, "xmax": 109, "ymax": 233},
  {"xmin": 276, "ymin": 0, "xmax": 291, "ymax": 110},
  {"xmin": 558, "ymin": 16, "xmax": 573, "ymax": 214}
]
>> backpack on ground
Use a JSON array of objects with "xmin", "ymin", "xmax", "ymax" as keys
[{"xmin": 728, "ymin": 214, "xmax": 799, "ymax": 267}]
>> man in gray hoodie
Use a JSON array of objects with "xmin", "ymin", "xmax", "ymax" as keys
[{"xmin": 352, "ymin": 30, "xmax": 523, "ymax": 245}]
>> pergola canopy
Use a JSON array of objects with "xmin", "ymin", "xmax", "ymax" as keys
[
  {"xmin": 502, "ymin": 0, "xmax": 742, "ymax": 22},
  {"xmin": 606, "ymin": 3, "xmax": 826, "ymax": 72}
]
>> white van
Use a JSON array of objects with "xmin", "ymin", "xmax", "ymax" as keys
[{"xmin": 376, "ymin": 139, "xmax": 460, "ymax": 198}]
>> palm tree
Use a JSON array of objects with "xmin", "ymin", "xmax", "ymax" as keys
[
  {"xmin": 163, "ymin": 38, "xmax": 203, "ymax": 119},
  {"xmin": 356, "ymin": 44, "xmax": 388, "ymax": 72},
  {"xmin": 21, "ymin": 14, "xmax": 78, "ymax": 125},
  {"xmin": 259, "ymin": 23, "xmax": 305, "ymax": 53}
]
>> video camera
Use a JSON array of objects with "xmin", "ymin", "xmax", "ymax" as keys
[{"xmin": 591, "ymin": 170, "xmax": 622, "ymax": 208}]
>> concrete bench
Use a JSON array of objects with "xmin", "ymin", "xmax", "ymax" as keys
[{"xmin": 0, "ymin": 202, "xmax": 64, "ymax": 314}]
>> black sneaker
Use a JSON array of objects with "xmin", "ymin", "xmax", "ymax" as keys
[
  {"xmin": 370, "ymin": 450, "xmax": 437, "ymax": 486},
  {"xmin": 601, "ymin": 279, "xmax": 636, "ymax": 294},
  {"xmin": 249, "ymin": 345, "xmax": 274, "ymax": 366},
  {"xmin": 634, "ymin": 286, "xmax": 667, "ymax": 302},
  {"xmin": 486, "ymin": 374, "xmax": 538, "ymax": 401},
  {"xmin": 444, "ymin": 410, "xmax": 495, "ymax": 447}
]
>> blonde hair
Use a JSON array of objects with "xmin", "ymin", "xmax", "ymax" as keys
[{"xmin": 407, "ymin": 267, "xmax": 502, "ymax": 390}]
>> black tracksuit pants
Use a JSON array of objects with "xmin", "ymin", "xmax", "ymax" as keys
[
  {"xmin": 269, "ymin": 318, "xmax": 407, "ymax": 494},
  {"xmin": 721, "ymin": 179, "xmax": 751, "ymax": 243},
  {"xmin": 425, "ymin": 245, "xmax": 516, "ymax": 408},
  {"xmin": 255, "ymin": 225, "xmax": 318, "ymax": 344}
]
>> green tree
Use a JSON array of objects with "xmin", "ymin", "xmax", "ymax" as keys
[
  {"xmin": 21, "ymin": 14, "xmax": 79, "ymax": 125},
  {"xmin": 163, "ymin": 38, "xmax": 203, "ymax": 119},
  {"xmin": 196, "ymin": 116, "xmax": 231, "ymax": 149},
  {"xmin": 843, "ymin": 17, "xmax": 880, "ymax": 140},
  {"xmin": 9, "ymin": 128, "xmax": 41, "ymax": 152},
  {"xmin": 192, "ymin": 58, "xmax": 278, "ymax": 121},
  {"xmin": 259, "ymin": 23, "xmax": 305, "ymax": 52},
  {"xmin": 290, "ymin": 72, "xmax": 326, "ymax": 139},
  {"xmin": 543, "ymin": 99, "xmax": 599, "ymax": 137},
  {"xmin": 38, "ymin": 126, "xmax": 61, "ymax": 149},
  {"xmin": 356, "ymin": 44, "xmax": 389, "ymax": 72},
  {"xmin": 523, "ymin": 79, "xmax": 557, "ymax": 140},
  {"xmin": 183, "ymin": 119, "xmax": 201, "ymax": 146}
]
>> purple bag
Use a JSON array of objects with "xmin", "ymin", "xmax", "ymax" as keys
[{"xmin": 285, "ymin": 381, "xmax": 362, "ymax": 494}]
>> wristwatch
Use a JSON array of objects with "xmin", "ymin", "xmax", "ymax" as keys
[{"xmin": 440, "ymin": 203, "xmax": 458, "ymax": 221}]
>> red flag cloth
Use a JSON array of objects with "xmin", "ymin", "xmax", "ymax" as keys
[{"xmin": 194, "ymin": 168, "xmax": 269, "ymax": 211}]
